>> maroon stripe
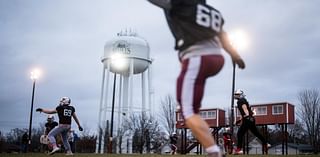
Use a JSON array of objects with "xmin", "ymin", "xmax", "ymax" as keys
[
  {"xmin": 192, "ymin": 55, "xmax": 224, "ymax": 114},
  {"xmin": 192, "ymin": 56, "xmax": 205, "ymax": 114},
  {"xmin": 176, "ymin": 55, "xmax": 224, "ymax": 118}
]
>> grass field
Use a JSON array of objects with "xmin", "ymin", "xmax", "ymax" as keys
[{"xmin": 0, "ymin": 153, "xmax": 319, "ymax": 157}]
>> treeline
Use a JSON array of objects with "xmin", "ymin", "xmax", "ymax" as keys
[
  {"xmin": 1, "ymin": 89, "xmax": 319, "ymax": 154},
  {"xmin": 0, "ymin": 113, "xmax": 166, "ymax": 154},
  {"xmin": 0, "ymin": 127, "xmax": 96, "ymax": 153}
]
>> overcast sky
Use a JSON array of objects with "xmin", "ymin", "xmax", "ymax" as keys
[{"xmin": 1, "ymin": 0, "xmax": 319, "ymax": 134}]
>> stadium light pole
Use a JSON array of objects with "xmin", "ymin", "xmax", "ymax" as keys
[
  {"xmin": 108, "ymin": 53, "xmax": 127, "ymax": 153},
  {"xmin": 228, "ymin": 30, "xmax": 249, "ymax": 136},
  {"xmin": 109, "ymin": 72, "xmax": 116, "ymax": 153},
  {"xmin": 28, "ymin": 69, "xmax": 40, "ymax": 152}
]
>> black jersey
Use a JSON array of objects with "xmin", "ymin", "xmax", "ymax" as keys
[
  {"xmin": 237, "ymin": 98, "xmax": 254, "ymax": 117},
  {"xmin": 164, "ymin": 0, "xmax": 224, "ymax": 51},
  {"xmin": 56, "ymin": 105, "xmax": 75, "ymax": 125},
  {"xmin": 170, "ymin": 135, "xmax": 178, "ymax": 144},
  {"xmin": 45, "ymin": 121, "xmax": 58, "ymax": 134}
]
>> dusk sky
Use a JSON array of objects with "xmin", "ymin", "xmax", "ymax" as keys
[{"xmin": 1, "ymin": 0, "xmax": 319, "ymax": 134}]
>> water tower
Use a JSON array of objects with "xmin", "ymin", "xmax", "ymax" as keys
[{"xmin": 95, "ymin": 30, "xmax": 153, "ymax": 154}]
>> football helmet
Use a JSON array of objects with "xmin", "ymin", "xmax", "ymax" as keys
[
  {"xmin": 59, "ymin": 97, "xmax": 71, "ymax": 105},
  {"xmin": 234, "ymin": 89, "xmax": 245, "ymax": 99},
  {"xmin": 47, "ymin": 115, "xmax": 54, "ymax": 122}
]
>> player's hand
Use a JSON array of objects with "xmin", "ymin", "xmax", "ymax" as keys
[
  {"xmin": 233, "ymin": 57, "xmax": 245, "ymax": 69},
  {"xmin": 79, "ymin": 126, "xmax": 83, "ymax": 131},
  {"xmin": 245, "ymin": 116, "xmax": 255, "ymax": 122},
  {"xmin": 236, "ymin": 120, "xmax": 242, "ymax": 125},
  {"xmin": 234, "ymin": 119, "xmax": 242, "ymax": 125},
  {"xmin": 36, "ymin": 108, "xmax": 43, "ymax": 112}
]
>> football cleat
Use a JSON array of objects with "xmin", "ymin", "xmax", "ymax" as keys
[
  {"xmin": 48, "ymin": 147, "xmax": 60, "ymax": 155},
  {"xmin": 234, "ymin": 148, "xmax": 243, "ymax": 155}
]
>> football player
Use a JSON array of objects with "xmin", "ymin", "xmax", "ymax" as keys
[
  {"xmin": 41, "ymin": 115, "xmax": 58, "ymax": 152},
  {"xmin": 234, "ymin": 90, "xmax": 270, "ymax": 154},
  {"xmin": 36, "ymin": 97, "xmax": 83, "ymax": 155},
  {"xmin": 45, "ymin": 115, "xmax": 58, "ymax": 135},
  {"xmin": 170, "ymin": 133, "xmax": 178, "ymax": 155},
  {"xmin": 147, "ymin": 0, "xmax": 245, "ymax": 157}
]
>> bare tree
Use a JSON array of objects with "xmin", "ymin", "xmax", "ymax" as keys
[
  {"xmin": 297, "ymin": 89, "xmax": 320, "ymax": 153},
  {"xmin": 0, "ymin": 130, "xmax": 4, "ymax": 152},
  {"xmin": 5, "ymin": 128, "xmax": 26, "ymax": 144},
  {"xmin": 123, "ymin": 112, "xmax": 162, "ymax": 153},
  {"xmin": 77, "ymin": 125, "xmax": 97, "ymax": 153},
  {"xmin": 116, "ymin": 123, "xmax": 129, "ymax": 154},
  {"xmin": 159, "ymin": 94, "xmax": 177, "ymax": 135},
  {"xmin": 287, "ymin": 119, "xmax": 307, "ymax": 144}
]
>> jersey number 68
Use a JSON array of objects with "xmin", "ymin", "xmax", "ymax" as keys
[{"xmin": 196, "ymin": 4, "xmax": 223, "ymax": 33}]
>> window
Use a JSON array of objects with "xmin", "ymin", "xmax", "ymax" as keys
[
  {"xmin": 252, "ymin": 106, "xmax": 267, "ymax": 116},
  {"xmin": 207, "ymin": 111, "xmax": 216, "ymax": 119},
  {"xmin": 272, "ymin": 105, "xmax": 283, "ymax": 115},
  {"xmin": 200, "ymin": 111, "xmax": 207, "ymax": 119}
]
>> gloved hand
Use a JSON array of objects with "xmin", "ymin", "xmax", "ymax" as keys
[
  {"xmin": 245, "ymin": 116, "xmax": 255, "ymax": 122},
  {"xmin": 36, "ymin": 108, "xmax": 43, "ymax": 112},
  {"xmin": 79, "ymin": 126, "xmax": 83, "ymax": 131},
  {"xmin": 233, "ymin": 57, "xmax": 245, "ymax": 69},
  {"xmin": 235, "ymin": 119, "xmax": 242, "ymax": 125}
]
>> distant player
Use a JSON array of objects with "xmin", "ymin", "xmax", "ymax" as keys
[
  {"xmin": 40, "ymin": 115, "xmax": 58, "ymax": 152},
  {"xmin": 170, "ymin": 133, "xmax": 178, "ymax": 155},
  {"xmin": 147, "ymin": 0, "xmax": 245, "ymax": 157},
  {"xmin": 45, "ymin": 115, "xmax": 58, "ymax": 134},
  {"xmin": 36, "ymin": 97, "xmax": 83, "ymax": 155},
  {"xmin": 222, "ymin": 127, "xmax": 233, "ymax": 154},
  {"xmin": 21, "ymin": 132, "xmax": 28, "ymax": 153},
  {"xmin": 234, "ymin": 90, "xmax": 270, "ymax": 154}
]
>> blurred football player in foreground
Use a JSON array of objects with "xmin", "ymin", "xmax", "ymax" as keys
[{"xmin": 147, "ymin": 0, "xmax": 245, "ymax": 156}]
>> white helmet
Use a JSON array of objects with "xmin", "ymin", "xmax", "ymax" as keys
[
  {"xmin": 59, "ymin": 97, "xmax": 71, "ymax": 105},
  {"xmin": 47, "ymin": 115, "xmax": 54, "ymax": 121},
  {"xmin": 234, "ymin": 89, "xmax": 245, "ymax": 99}
]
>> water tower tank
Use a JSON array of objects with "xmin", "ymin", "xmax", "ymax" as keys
[{"xmin": 102, "ymin": 32, "xmax": 151, "ymax": 75}]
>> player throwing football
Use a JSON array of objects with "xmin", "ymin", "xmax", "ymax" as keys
[{"xmin": 36, "ymin": 97, "xmax": 83, "ymax": 155}]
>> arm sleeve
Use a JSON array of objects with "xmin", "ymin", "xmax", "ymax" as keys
[
  {"xmin": 238, "ymin": 99, "xmax": 246, "ymax": 105},
  {"xmin": 147, "ymin": 0, "xmax": 172, "ymax": 9}
]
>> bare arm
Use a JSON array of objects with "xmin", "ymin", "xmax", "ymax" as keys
[
  {"xmin": 41, "ymin": 109, "xmax": 57, "ymax": 114},
  {"xmin": 241, "ymin": 104, "xmax": 250, "ymax": 117},
  {"xmin": 218, "ymin": 30, "xmax": 245, "ymax": 69},
  {"xmin": 72, "ymin": 112, "xmax": 81, "ymax": 128},
  {"xmin": 235, "ymin": 117, "xmax": 242, "ymax": 125},
  {"xmin": 147, "ymin": 0, "xmax": 172, "ymax": 9}
]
